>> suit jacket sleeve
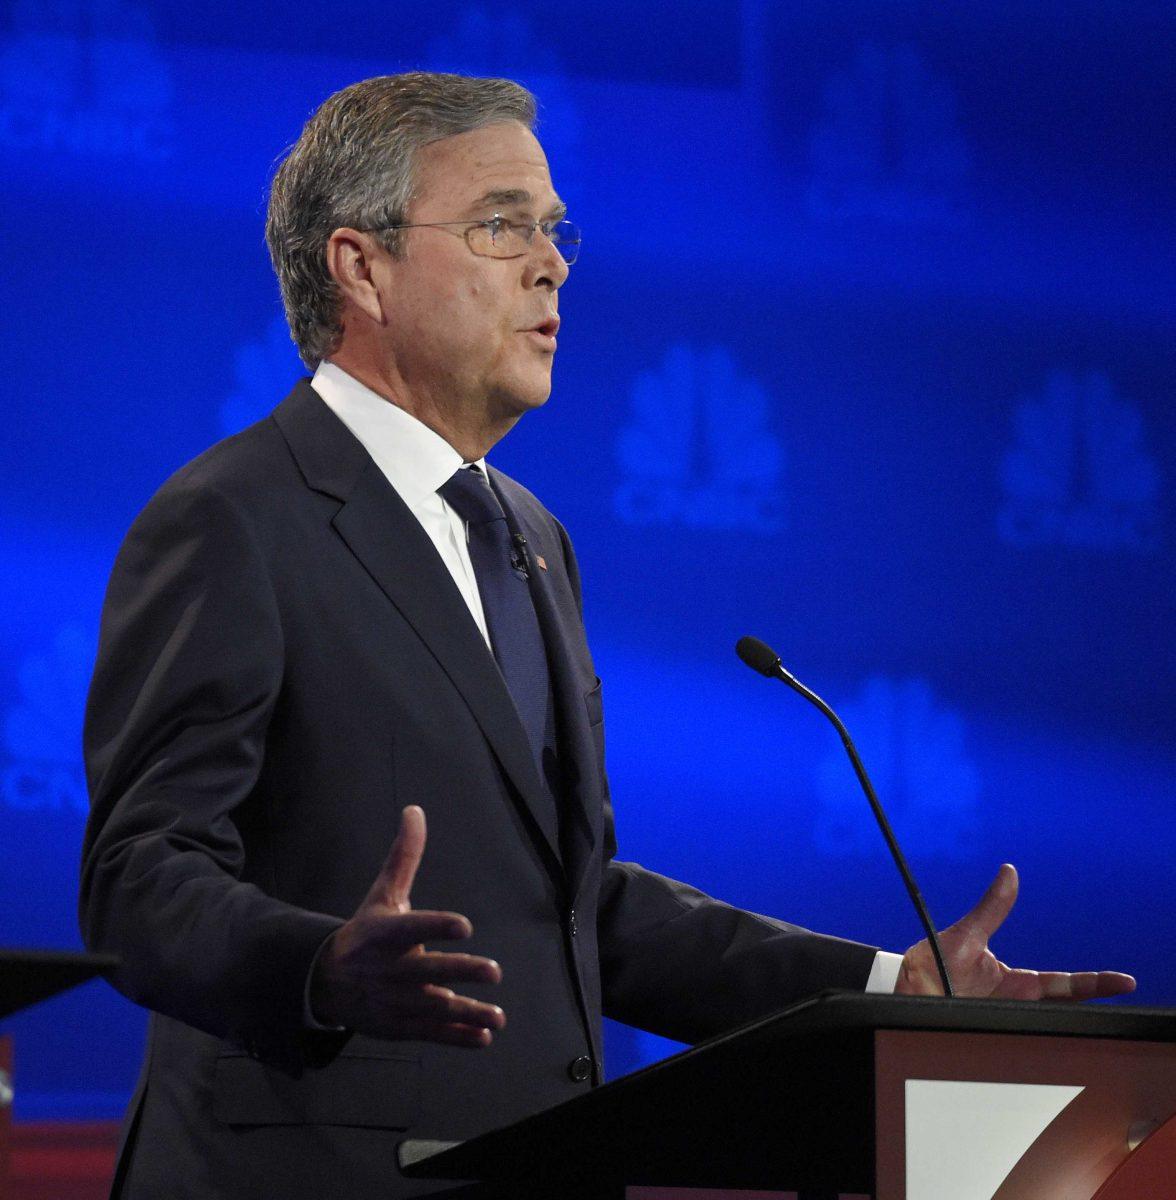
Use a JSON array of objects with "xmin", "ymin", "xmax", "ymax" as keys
[
  {"xmin": 596, "ymin": 860, "xmax": 879, "ymax": 1043},
  {"xmin": 545, "ymin": 520, "xmax": 880, "ymax": 1044},
  {"xmin": 79, "ymin": 473, "xmax": 344, "ymax": 1067}
]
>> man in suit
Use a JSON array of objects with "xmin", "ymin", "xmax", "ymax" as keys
[{"xmin": 79, "ymin": 73, "xmax": 1133, "ymax": 1199}]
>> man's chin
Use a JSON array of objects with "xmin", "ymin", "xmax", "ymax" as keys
[{"xmin": 493, "ymin": 376, "xmax": 553, "ymax": 418}]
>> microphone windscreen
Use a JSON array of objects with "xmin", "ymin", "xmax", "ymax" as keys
[{"xmin": 736, "ymin": 635, "xmax": 782, "ymax": 677}]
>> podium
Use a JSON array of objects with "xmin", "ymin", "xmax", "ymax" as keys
[
  {"xmin": 0, "ymin": 949, "xmax": 118, "ymax": 1193},
  {"xmin": 401, "ymin": 991, "xmax": 1176, "ymax": 1200}
]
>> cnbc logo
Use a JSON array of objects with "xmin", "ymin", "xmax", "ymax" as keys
[
  {"xmin": 813, "ymin": 677, "xmax": 980, "ymax": 860},
  {"xmin": 614, "ymin": 344, "xmax": 785, "ymax": 533},
  {"xmin": 0, "ymin": 0, "xmax": 176, "ymax": 162},
  {"xmin": 1, "ymin": 624, "xmax": 94, "ymax": 815},
  {"xmin": 425, "ymin": 7, "xmax": 582, "ymax": 198},
  {"xmin": 218, "ymin": 315, "xmax": 304, "ymax": 438},
  {"xmin": 806, "ymin": 42, "xmax": 972, "ymax": 225},
  {"xmin": 999, "ymin": 371, "xmax": 1160, "ymax": 553}
]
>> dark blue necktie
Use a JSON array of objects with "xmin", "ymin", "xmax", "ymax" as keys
[{"xmin": 438, "ymin": 466, "xmax": 551, "ymax": 768}]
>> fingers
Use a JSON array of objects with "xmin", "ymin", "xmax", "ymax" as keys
[
  {"xmin": 346, "ymin": 976, "xmax": 505, "ymax": 1046},
  {"xmin": 314, "ymin": 937, "xmax": 506, "ymax": 1039},
  {"xmin": 394, "ymin": 1019, "xmax": 497, "ymax": 1049},
  {"xmin": 368, "ymin": 806, "xmax": 427, "ymax": 912},
  {"xmin": 991, "ymin": 968, "xmax": 1049, "ymax": 1000},
  {"xmin": 956, "ymin": 863, "xmax": 1019, "ymax": 942},
  {"xmin": 993, "ymin": 968, "xmax": 1139, "ymax": 1002},
  {"xmin": 1038, "ymin": 970, "xmax": 1137, "ymax": 1001},
  {"xmin": 359, "ymin": 910, "xmax": 475, "ymax": 956},
  {"xmin": 370, "ymin": 980, "xmax": 505, "ymax": 1028},
  {"xmin": 319, "ymin": 908, "xmax": 477, "ymax": 991},
  {"xmin": 1094, "ymin": 971, "xmax": 1138, "ymax": 997},
  {"xmin": 390, "ymin": 951, "xmax": 503, "ymax": 987},
  {"xmin": 338, "ymin": 931, "xmax": 502, "ymax": 996}
]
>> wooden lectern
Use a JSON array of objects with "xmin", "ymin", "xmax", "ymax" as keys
[{"xmin": 401, "ymin": 991, "xmax": 1176, "ymax": 1200}]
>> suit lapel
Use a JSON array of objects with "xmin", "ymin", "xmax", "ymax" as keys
[{"xmin": 272, "ymin": 382, "xmax": 564, "ymax": 878}]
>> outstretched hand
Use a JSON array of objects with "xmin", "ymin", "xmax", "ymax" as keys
[
  {"xmin": 310, "ymin": 805, "xmax": 505, "ymax": 1047},
  {"xmin": 896, "ymin": 863, "xmax": 1136, "ymax": 1000}
]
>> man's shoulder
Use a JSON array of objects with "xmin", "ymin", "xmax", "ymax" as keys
[
  {"xmin": 489, "ymin": 467, "xmax": 557, "ymax": 528},
  {"xmin": 488, "ymin": 467, "xmax": 581, "ymax": 587},
  {"xmin": 122, "ymin": 381, "xmax": 329, "ymax": 549},
  {"xmin": 182, "ymin": 416, "xmax": 286, "ymax": 489},
  {"xmin": 149, "ymin": 379, "xmax": 332, "ymax": 513}
]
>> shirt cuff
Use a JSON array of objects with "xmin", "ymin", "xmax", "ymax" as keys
[{"xmin": 864, "ymin": 950, "xmax": 903, "ymax": 994}]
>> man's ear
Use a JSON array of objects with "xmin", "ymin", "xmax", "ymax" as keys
[{"xmin": 325, "ymin": 228, "xmax": 386, "ymax": 325}]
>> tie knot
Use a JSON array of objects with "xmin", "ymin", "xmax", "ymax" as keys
[{"xmin": 438, "ymin": 465, "xmax": 505, "ymax": 526}]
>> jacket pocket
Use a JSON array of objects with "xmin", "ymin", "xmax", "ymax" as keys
[{"xmin": 212, "ymin": 1046, "xmax": 421, "ymax": 1129}]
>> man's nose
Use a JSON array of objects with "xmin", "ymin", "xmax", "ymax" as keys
[{"xmin": 525, "ymin": 229, "xmax": 571, "ymax": 289}]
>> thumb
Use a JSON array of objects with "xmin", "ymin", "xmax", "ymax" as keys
[
  {"xmin": 956, "ymin": 863, "xmax": 1019, "ymax": 942},
  {"xmin": 366, "ymin": 805, "xmax": 427, "ymax": 913}
]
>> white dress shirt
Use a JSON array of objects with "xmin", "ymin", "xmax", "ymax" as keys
[
  {"xmin": 308, "ymin": 360, "xmax": 903, "ymax": 996},
  {"xmin": 311, "ymin": 359, "xmax": 492, "ymax": 649}
]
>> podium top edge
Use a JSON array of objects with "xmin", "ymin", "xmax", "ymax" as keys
[
  {"xmin": 0, "ymin": 948, "xmax": 118, "ymax": 968},
  {"xmin": 0, "ymin": 948, "xmax": 119, "ymax": 1019},
  {"xmin": 706, "ymin": 989, "xmax": 1176, "ymax": 1047}
]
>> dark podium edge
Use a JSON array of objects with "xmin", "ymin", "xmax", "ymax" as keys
[
  {"xmin": 0, "ymin": 949, "xmax": 119, "ymax": 1021},
  {"xmin": 400, "ymin": 990, "xmax": 1176, "ymax": 1198}
]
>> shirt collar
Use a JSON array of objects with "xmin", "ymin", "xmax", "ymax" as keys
[{"xmin": 309, "ymin": 360, "xmax": 487, "ymax": 511}]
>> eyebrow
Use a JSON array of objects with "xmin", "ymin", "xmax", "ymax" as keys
[{"xmin": 468, "ymin": 188, "xmax": 567, "ymax": 220}]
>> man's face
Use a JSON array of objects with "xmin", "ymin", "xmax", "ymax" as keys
[{"xmin": 372, "ymin": 121, "xmax": 569, "ymax": 427}]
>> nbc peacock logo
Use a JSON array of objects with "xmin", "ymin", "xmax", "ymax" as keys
[
  {"xmin": 614, "ymin": 343, "xmax": 785, "ymax": 533},
  {"xmin": 0, "ymin": 0, "xmax": 176, "ymax": 162},
  {"xmin": 424, "ymin": 6, "xmax": 582, "ymax": 196},
  {"xmin": 998, "ymin": 371, "xmax": 1160, "ymax": 553},
  {"xmin": 806, "ymin": 42, "xmax": 972, "ymax": 225},
  {"xmin": 1, "ymin": 623, "xmax": 95, "ymax": 814},
  {"xmin": 812, "ymin": 677, "xmax": 980, "ymax": 860},
  {"xmin": 218, "ymin": 315, "xmax": 305, "ymax": 439}
]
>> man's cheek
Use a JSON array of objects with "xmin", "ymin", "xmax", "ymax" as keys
[{"xmin": 457, "ymin": 277, "xmax": 489, "ymax": 304}]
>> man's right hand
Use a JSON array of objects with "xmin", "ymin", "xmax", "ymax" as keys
[{"xmin": 309, "ymin": 805, "xmax": 505, "ymax": 1047}]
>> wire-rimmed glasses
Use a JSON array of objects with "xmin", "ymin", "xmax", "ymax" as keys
[{"xmin": 358, "ymin": 215, "xmax": 581, "ymax": 264}]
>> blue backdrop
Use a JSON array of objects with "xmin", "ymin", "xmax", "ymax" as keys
[{"xmin": 0, "ymin": 0, "xmax": 1172, "ymax": 1120}]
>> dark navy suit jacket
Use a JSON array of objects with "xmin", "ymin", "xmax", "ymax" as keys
[{"xmin": 80, "ymin": 380, "xmax": 877, "ymax": 1198}]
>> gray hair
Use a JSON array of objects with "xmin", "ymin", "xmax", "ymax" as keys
[{"xmin": 266, "ymin": 72, "xmax": 537, "ymax": 367}]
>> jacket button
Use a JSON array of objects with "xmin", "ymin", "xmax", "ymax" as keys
[{"xmin": 567, "ymin": 1055, "xmax": 592, "ymax": 1083}]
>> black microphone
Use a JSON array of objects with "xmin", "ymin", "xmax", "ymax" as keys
[
  {"xmin": 735, "ymin": 635, "xmax": 955, "ymax": 998},
  {"xmin": 510, "ymin": 531, "xmax": 530, "ymax": 578}
]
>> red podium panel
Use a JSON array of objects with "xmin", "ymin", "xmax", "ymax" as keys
[
  {"xmin": 1092, "ymin": 1111, "xmax": 1176, "ymax": 1199},
  {"xmin": 874, "ymin": 1029, "xmax": 1176, "ymax": 1199},
  {"xmin": 1, "ymin": 1035, "xmax": 12, "ymax": 1194}
]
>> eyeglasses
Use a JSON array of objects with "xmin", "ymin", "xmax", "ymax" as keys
[{"xmin": 359, "ymin": 215, "xmax": 581, "ymax": 265}]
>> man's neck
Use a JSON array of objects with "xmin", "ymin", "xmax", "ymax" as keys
[{"xmin": 325, "ymin": 353, "xmax": 516, "ymax": 462}]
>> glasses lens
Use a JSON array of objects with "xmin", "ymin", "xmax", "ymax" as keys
[
  {"xmin": 467, "ymin": 219, "xmax": 581, "ymax": 263},
  {"xmin": 468, "ymin": 221, "xmax": 525, "ymax": 258},
  {"xmin": 550, "ymin": 220, "xmax": 581, "ymax": 265}
]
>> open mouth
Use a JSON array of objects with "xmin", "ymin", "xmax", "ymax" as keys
[{"xmin": 523, "ymin": 315, "xmax": 560, "ymax": 349}]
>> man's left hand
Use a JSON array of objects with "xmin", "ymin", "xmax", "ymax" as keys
[{"xmin": 896, "ymin": 863, "xmax": 1137, "ymax": 1000}]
